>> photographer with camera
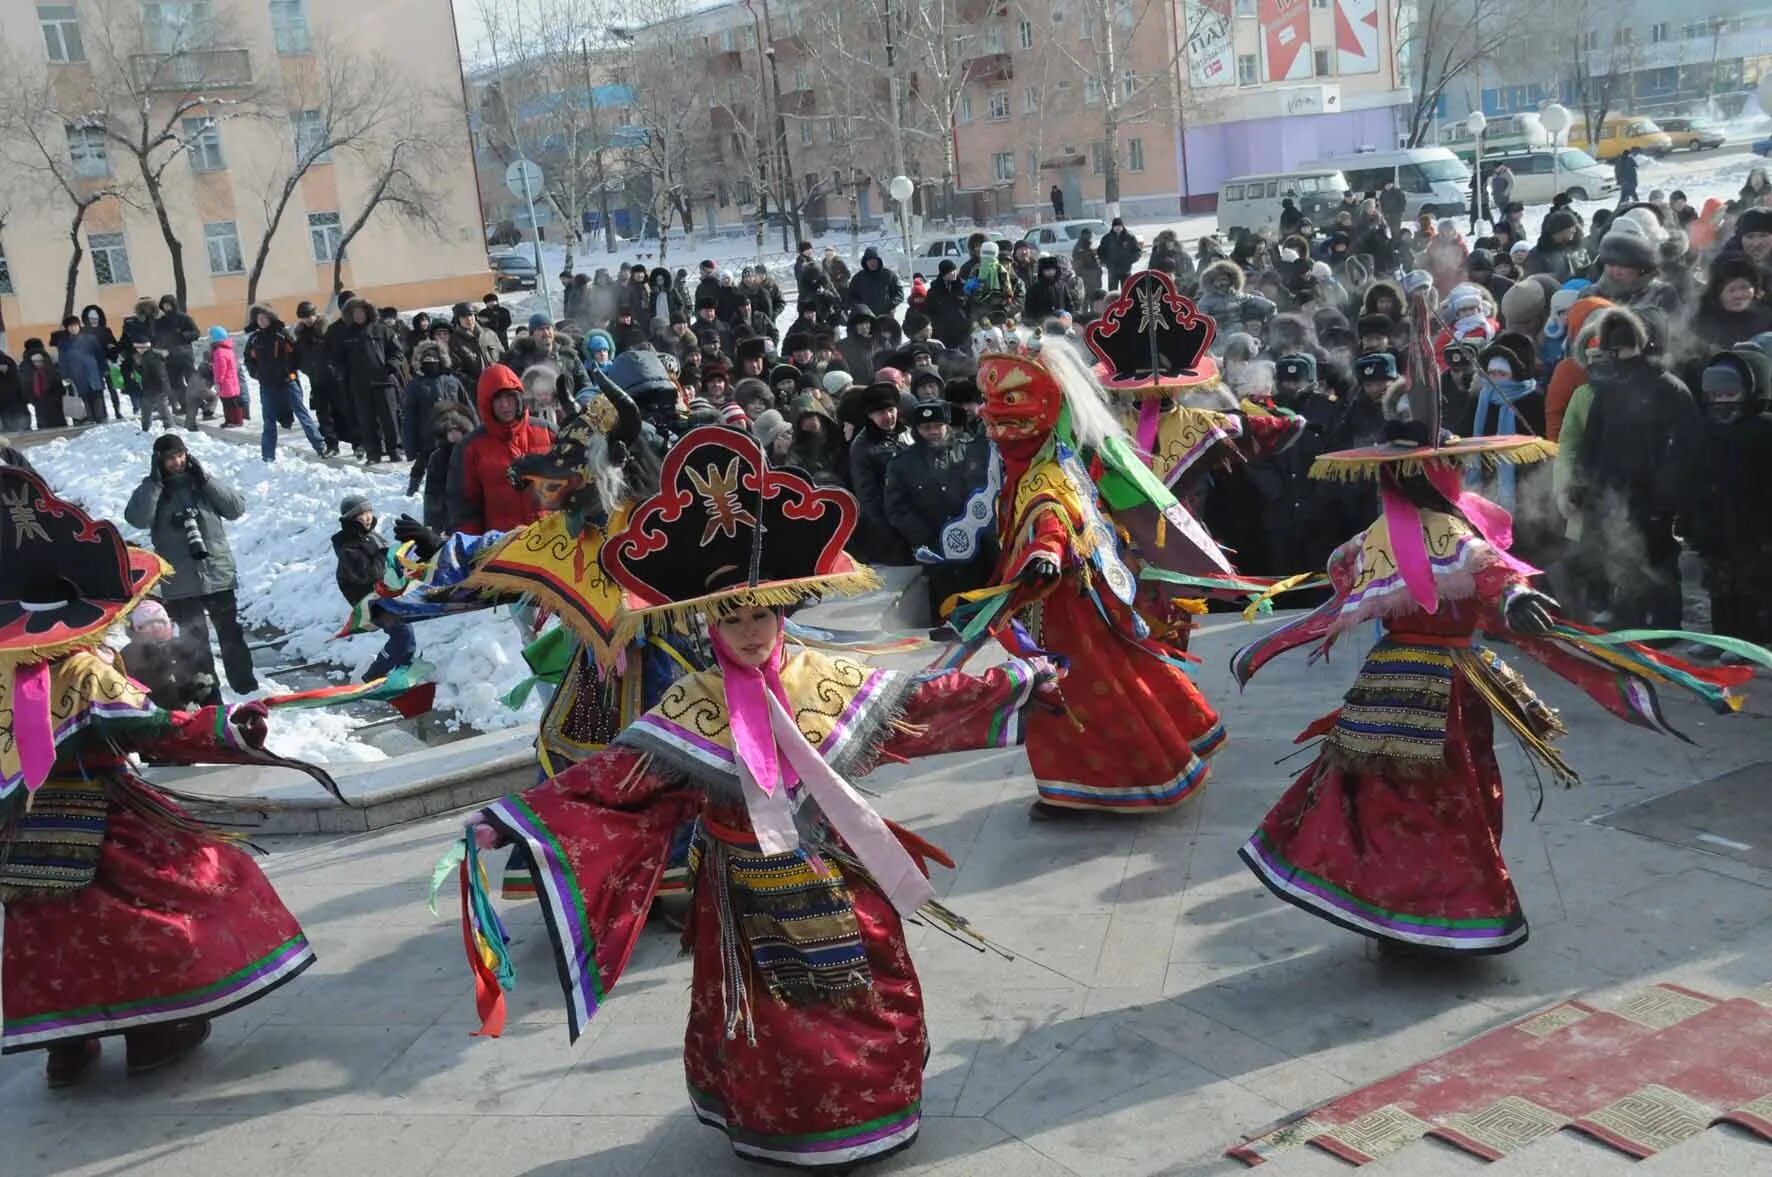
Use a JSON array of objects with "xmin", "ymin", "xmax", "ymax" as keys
[{"xmin": 124, "ymin": 434, "xmax": 258, "ymax": 703}]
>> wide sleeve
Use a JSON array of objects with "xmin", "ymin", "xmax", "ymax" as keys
[
  {"xmin": 478, "ymin": 750, "xmax": 700, "ymax": 1042},
  {"xmin": 878, "ymin": 659, "xmax": 1043, "ymax": 759}
]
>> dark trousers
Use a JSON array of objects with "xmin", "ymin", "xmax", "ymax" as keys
[
  {"xmin": 165, "ymin": 589, "xmax": 259, "ymax": 698},
  {"xmin": 78, "ymin": 389, "xmax": 107, "ymax": 423},
  {"xmin": 354, "ymin": 384, "xmax": 401, "ymax": 460},
  {"xmin": 166, "ymin": 351, "xmax": 195, "ymax": 413},
  {"xmin": 365, "ymin": 610, "xmax": 417, "ymax": 682},
  {"xmin": 407, "ymin": 448, "xmax": 433, "ymax": 495},
  {"xmin": 307, "ymin": 376, "xmax": 341, "ymax": 447},
  {"xmin": 140, "ymin": 392, "xmax": 175, "ymax": 432}
]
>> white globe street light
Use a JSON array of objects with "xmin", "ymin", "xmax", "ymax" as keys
[
  {"xmin": 1540, "ymin": 104, "xmax": 1572, "ymax": 200},
  {"xmin": 888, "ymin": 174, "xmax": 915, "ymax": 265},
  {"xmin": 1465, "ymin": 112, "xmax": 1488, "ymax": 228}
]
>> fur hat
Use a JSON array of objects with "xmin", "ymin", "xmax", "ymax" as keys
[
  {"xmin": 860, "ymin": 382, "xmax": 901, "ymax": 413},
  {"xmin": 1597, "ymin": 230, "xmax": 1657, "ymax": 273},
  {"xmin": 1275, "ymin": 353, "xmax": 1318, "ymax": 385},
  {"xmin": 909, "ymin": 401, "xmax": 950, "ymax": 427},
  {"xmin": 1590, "ymin": 305, "xmax": 1649, "ymax": 353},
  {"xmin": 732, "ymin": 377, "xmax": 773, "ymax": 409},
  {"xmin": 1354, "ymin": 352, "xmax": 1398, "ymax": 382},
  {"xmin": 414, "ymin": 339, "xmax": 449, "ymax": 367},
  {"xmin": 1499, "ymin": 281, "xmax": 1548, "ymax": 334},
  {"xmin": 1736, "ymin": 207, "xmax": 1772, "ymax": 237},
  {"xmin": 1479, "ymin": 332, "xmax": 1536, "ymax": 380},
  {"xmin": 1542, "ymin": 209, "xmax": 1580, "ymax": 239},
  {"xmin": 1357, "ymin": 313, "xmax": 1393, "ymax": 339},
  {"xmin": 822, "ymin": 369, "xmax": 854, "ymax": 398}
]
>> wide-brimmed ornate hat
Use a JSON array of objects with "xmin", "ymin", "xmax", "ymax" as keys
[
  {"xmin": 1309, "ymin": 432, "xmax": 1555, "ymax": 482},
  {"xmin": 603, "ymin": 425, "xmax": 877, "ymax": 639},
  {"xmin": 1084, "ymin": 270, "xmax": 1221, "ymax": 396},
  {"xmin": 0, "ymin": 466, "xmax": 166, "ymax": 662}
]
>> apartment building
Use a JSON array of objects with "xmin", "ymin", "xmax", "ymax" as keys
[{"xmin": 0, "ymin": 0, "xmax": 489, "ymax": 345}]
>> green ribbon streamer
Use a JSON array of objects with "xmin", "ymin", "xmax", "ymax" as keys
[
  {"xmin": 1592, "ymin": 629, "xmax": 1772, "ymax": 675},
  {"xmin": 428, "ymin": 839, "xmax": 466, "ymax": 917}
]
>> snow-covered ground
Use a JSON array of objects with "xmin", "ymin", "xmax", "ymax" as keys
[{"xmin": 25, "ymin": 425, "xmax": 541, "ymax": 765}]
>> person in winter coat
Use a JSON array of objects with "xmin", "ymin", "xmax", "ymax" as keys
[
  {"xmin": 1524, "ymin": 209, "xmax": 1590, "ymax": 283},
  {"xmin": 507, "ymin": 315, "xmax": 588, "ymax": 418},
  {"xmin": 1590, "ymin": 228, "xmax": 1679, "ymax": 315},
  {"xmin": 1072, "ymin": 230, "xmax": 1105, "ymax": 304},
  {"xmin": 448, "ymin": 363, "xmax": 555, "ymax": 533},
  {"xmin": 848, "ymin": 247, "xmax": 905, "ymax": 317},
  {"xmin": 1278, "ymin": 198, "xmax": 1305, "ymax": 236},
  {"xmin": 1197, "ymin": 260, "xmax": 1246, "ymax": 343},
  {"xmin": 478, "ymin": 292, "xmax": 514, "ymax": 349},
  {"xmin": 118, "ymin": 599, "xmax": 212, "ymax": 712},
  {"xmin": 54, "ymin": 315, "xmax": 108, "ymax": 423},
  {"xmin": 1564, "ymin": 306, "xmax": 1698, "ymax": 628},
  {"xmin": 1689, "ymin": 253, "xmax": 1772, "ymax": 355},
  {"xmin": 291, "ymin": 301, "xmax": 341, "ymax": 455},
  {"xmin": 792, "ymin": 241, "xmax": 829, "ymax": 304},
  {"xmin": 243, "ymin": 304, "xmax": 327, "ymax": 461},
  {"xmin": 122, "ymin": 434, "xmax": 257, "ymax": 700},
  {"xmin": 0, "ymin": 349, "xmax": 27, "ymax": 432},
  {"xmin": 1465, "ymin": 249, "xmax": 1515, "ymax": 305},
  {"xmin": 150, "ymin": 295, "xmax": 200, "ymax": 417},
  {"xmin": 884, "ymin": 400, "xmax": 993, "ymax": 616},
  {"xmin": 786, "ymin": 391, "xmax": 846, "ymax": 486},
  {"xmin": 341, "ymin": 298, "xmax": 406, "ymax": 462},
  {"xmin": 964, "ymin": 241, "xmax": 1022, "ymax": 326},
  {"xmin": 1679, "ymin": 346, "xmax": 1772, "ymax": 643},
  {"xmin": 1614, "ymin": 149, "xmax": 1641, "ymax": 203},
  {"xmin": 422, "ymin": 406, "xmax": 476, "ymax": 532},
  {"xmin": 206, "ymin": 326, "xmax": 245, "ymax": 427},
  {"xmin": 840, "ymin": 310, "xmax": 881, "ymax": 377},
  {"xmin": 131, "ymin": 338, "xmax": 175, "ymax": 432},
  {"xmin": 1247, "ymin": 353, "xmax": 1344, "ymax": 576},
  {"xmin": 447, "ymin": 301, "xmax": 503, "ymax": 384},
  {"xmin": 846, "ymin": 381, "xmax": 913, "ymax": 564},
  {"xmin": 398, "ymin": 338, "xmax": 474, "ymax": 494},
  {"xmin": 1098, "ymin": 218, "xmax": 1144, "ymax": 287},
  {"xmin": 1488, "ymin": 164, "xmax": 1515, "ymax": 222},
  {"xmin": 1378, "ymin": 180, "xmax": 1408, "ymax": 232},
  {"xmin": 79, "ymin": 304, "xmax": 123, "ymax": 417},
  {"xmin": 1148, "ymin": 230, "xmax": 1194, "ymax": 283},
  {"xmin": 1024, "ymin": 255, "xmax": 1083, "ymax": 323},
  {"xmin": 923, "ymin": 262, "xmax": 973, "ymax": 347},
  {"xmin": 1423, "ymin": 220, "xmax": 1468, "ymax": 295},
  {"xmin": 332, "ymin": 494, "xmax": 417, "ymax": 681}
]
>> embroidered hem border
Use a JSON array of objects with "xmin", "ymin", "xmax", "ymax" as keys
[
  {"xmin": 484, "ymin": 795, "xmax": 609, "ymax": 1043},
  {"xmin": 1, "ymin": 934, "xmax": 315, "ymax": 1052},
  {"xmin": 1035, "ymin": 753, "xmax": 1209, "ymax": 811},
  {"xmin": 1239, "ymin": 830, "xmax": 1528, "ymax": 953},
  {"xmin": 688, "ymin": 1082, "xmax": 921, "ymax": 1167}
]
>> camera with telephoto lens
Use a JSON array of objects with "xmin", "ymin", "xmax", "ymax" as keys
[{"xmin": 171, "ymin": 507, "xmax": 209, "ymax": 561}]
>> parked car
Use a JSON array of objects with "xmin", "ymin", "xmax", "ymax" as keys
[
  {"xmin": 1216, "ymin": 169, "xmax": 1350, "ymax": 237},
  {"xmin": 1754, "ymin": 136, "xmax": 1772, "ymax": 158},
  {"xmin": 876, "ymin": 232, "xmax": 978, "ymax": 277},
  {"xmin": 1481, "ymin": 148, "xmax": 1616, "ymax": 204},
  {"xmin": 1019, "ymin": 219, "xmax": 1111, "ymax": 256},
  {"xmin": 1657, "ymin": 116, "xmax": 1726, "ymax": 152},
  {"xmin": 489, "ymin": 250, "xmax": 538, "ymax": 292}
]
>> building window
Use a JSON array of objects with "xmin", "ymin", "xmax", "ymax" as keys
[
  {"xmin": 141, "ymin": 1, "xmax": 216, "ymax": 54},
  {"xmin": 1581, "ymin": 30, "xmax": 1599, "ymax": 51},
  {"xmin": 204, "ymin": 220, "xmax": 244, "ymax": 274},
  {"xmin": 827, "ymin": 117, "xmax": 839, "ymax": 143},
  {"xmin": 0, "ymin": 243, "xmax": 12, "ymax": 295},
  {"xmin": 987, "ymin": 89, "xmax": 1010, "ymax": 120},
  {"xmin": 1084, "ymin": 75, "xmax": 1102, "ymax": 105},
  {"xmin": 1090, "ymin": 140, "xmax": 1107, "ymax": 176},
  {"xmin": 1236, "ymin": 54, "xmax": 1258, "ymax": 86},
  {"xmin": 1122, "ymin": 70, "xmax": 1137, "ymax": 98},
  {"xmin": 792, "ymin": 64, "xmax": 810, "ymax": 91},
  {"xmin": 959, "ymin": 92, "xmax": 973, "ymax": 122},
  {"xmin": 269, "ymin": 0, "xmax": 311, "ymax": 55},
  {"xmin": 38, "ymin": 4, "xmax": 85, "ymax": 63},
  {"xmin": 1234, "ymin": 0, "xmax": 1256, "ymax": 15},
  {"xmin": 90, "ymin": 232, "xmax": 132, "ymax": 285},
  {"xmin": 1114, "ymin": 0, "xmax": 1134, "ymax": 27},
  {"xmin": 1314, "ymin": 48, "xmax": 1332, "ymax": 77},
  {"xmin": 983, "ymin": 24, "xmax": 1005, "ymax": 53},
  {"xmin": 183, "ymin": 116, "xmax": 225, "ymax": 171},
  {"xmin": 66, "ymin": 124, "xmax": 109, "ymax": 179},
  {"xmin": 1023, "ymin": 84, "xmax": 1040, "ymax": 113},
  {"xmin": 1127, "ymin": 137, "xmax": 1145, "ymax": 172},
  {"xmin": 1017, "ymin": 19, "xmax": 1033, "ymax": 50},
  {"xmin": 799, "ymin": 118, "xmax": 814, "ymax": 145},
  {"xmin": 1080, "ymin": 9, "xmax": 1095, "ymax": 39},
  {"xmin": 1649, "ymin": 22, "xmax": 1668, "ymax": 43},
  {"xmin": 991, "ymin": 151, "xmax": 1015, "ymax": 182},
  {"xmin": 292, "ymin": 108, "xmax": 330, "ymax": 164},
  {"xmin": 720, "ymin": 28, "xmax": 735, "ymax": 52},
  {"xmin": 308, "ymin": 211, "xmax": 341, "ymax": 262}
]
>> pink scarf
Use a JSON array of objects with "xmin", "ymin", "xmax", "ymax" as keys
[
  {"xmin": 710, "ymin": 624, "xmax": 799, "ymax": 797},
  {"xmin": 1380, "ymin": 464, "xmax": 1538, "ymax": 612}
]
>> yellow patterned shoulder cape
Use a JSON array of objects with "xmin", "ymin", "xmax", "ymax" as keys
[
  {"xmin": 1, "ymin": 650, "xmax": 156, "ymax": 795},
  {"xmin": 464, "ymin": 507, "xmax": 630, "ymax": 668}
]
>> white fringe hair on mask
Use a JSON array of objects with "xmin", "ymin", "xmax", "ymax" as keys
[
  {"xmin": 1038, "ymin": 337, "xmax": 1135, "ymax": 453},
  {"xmin": 584, "ymin": 431, "xmax": 627, "ymax": 512}
]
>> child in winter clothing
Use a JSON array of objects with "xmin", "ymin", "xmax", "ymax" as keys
[
  {"xmin": 422, "ymin": 407, "xmax": 475, "ymax": 532},
  {"xmin": 133, "ymin": 339, "xmax": 175, "ymax": 432},
  {"xmin": 398, "ymin": 340, "xmax": 473, "ymax": 495},
  {"xmin": 209, "ymin": 326, "xmax": 244, "ymax": 426},
  {"xmin": 119, "ymin": 598, "xmax": 213, "ymax": 711},
  {"xmin": 331, "ymin": 494, "xmax": 416, "ymax": 682}
]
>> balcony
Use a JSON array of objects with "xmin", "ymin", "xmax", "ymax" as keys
[
  {"xmin": 710, "ymin": 102, "xmax": 753, "ymax": 130},
  {"xmin": 778, "ymin": 88, "xmax": 815, "ymax": 115},
  {"xmin": 130, "ymin": 48, "xmax": 252, "ymax": 93},
  {"xmin": 957, "ymin": 0, "xmax": 1009, "ymax": 20},
  {"xmin": 962, "ymin": 52, "xmax": 1013, "ymax": 85}
]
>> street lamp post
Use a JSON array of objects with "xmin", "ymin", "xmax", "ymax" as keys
[
  {"xmin": 1465, "ymin": 110, "xmax": 1488, "ymax": 230},
  {"xmin": 1541, "ymin": 103, "xmax": 1572, "ymax": 203},
  {"xmin": 889, "ymin": 174, "xmax": 914, "ymax": 272}
]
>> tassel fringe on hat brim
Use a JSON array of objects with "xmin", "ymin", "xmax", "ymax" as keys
[
  {"xmin": 611, "ymin": 568, "xmax": 883, "ymax": 648},
  {"xmin": 1309, "ymin": 436, "xmax": 1556, "ymax": 482}
]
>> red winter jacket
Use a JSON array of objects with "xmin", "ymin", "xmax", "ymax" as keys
[{"xmin": 447, "ymin": 364, "xmax": 554, "ymax": 533}]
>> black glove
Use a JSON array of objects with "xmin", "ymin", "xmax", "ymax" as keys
[
  {"xmin": 1019, "ymin": 553, "xmax": 1062, "ymax": 589},
  {"xmin": 1505, "ymin": 590, "xmax": 1558, "ymax": 637},
  {"xmin": 184, "ymin": 456, "xmax": 206, "ymax": 486},
  {"xmin": 393, "ymin": 513, "xmax": 443, "ymax": 561}
]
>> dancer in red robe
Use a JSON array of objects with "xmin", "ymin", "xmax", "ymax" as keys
[
  {"xmin": 1232, "ymin": 425, "xmax": 1761, "ymax": 953},
  {"xmin": 0, "ymin": 467, "xmax": 326, "ymax": 1085},
  {"xmin": 448, "ymin": 426, "xmax": 1053, "ymax": 1169}
]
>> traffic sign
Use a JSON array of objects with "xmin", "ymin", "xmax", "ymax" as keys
[{"xmin": 505, "ymin": 158, "xmax": 544, "ymax": 199}]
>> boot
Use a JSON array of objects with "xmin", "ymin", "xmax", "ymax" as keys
[
  {"xmin": 46, "ymin": 1039, "xmax": 101, "ymax": 1088},
  {"xmin": 125, "ymin": 1019, "xmax": 211, "ymax": 1074}
]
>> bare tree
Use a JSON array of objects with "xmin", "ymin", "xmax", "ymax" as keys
[
  {"xmin": 610, "ymin": 0, "xmax": 718, "ymax": 264},
  {"xmin": 328, "ymin": 109, "xmax": 452, "ymax": 301},
  {"xmin": 75, "ymin": 0, "xmax": 264, "ymax": 308},
  {"xmin": 1394, "ymin": 0, "xmax": 1529, "ymax": 148},
  {"xmin": 245, "ymin": 38, "xmax": 402, "ymax": 305},
  {"xmin": 0, "ymin": 49, "xmax": 132, "ymax": 320}
]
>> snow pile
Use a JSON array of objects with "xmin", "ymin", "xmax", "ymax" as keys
[{"xmin": 25, "ymin": 424, "xmax": 542, "ymax": 763}]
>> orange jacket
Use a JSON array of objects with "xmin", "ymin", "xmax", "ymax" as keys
[
  {"xmin": 1687, "ymin": 197, "xmax": 1725, "ymax": 253},
  {"xmin": 1545, "ymin": 297, "xmax": 1612, "ymax": 441}
]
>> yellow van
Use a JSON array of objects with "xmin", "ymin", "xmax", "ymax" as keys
[{"xmin": 1569, "ymin": 115, "xmax": 1674, "ymax": 160}]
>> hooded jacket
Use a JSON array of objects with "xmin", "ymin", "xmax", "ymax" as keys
[
  {"xmin": 423, "ymin": 405, "xmax": 478, "ymax": 531},
  {"xmin": 243, "ymin": 306, "xmax": 300, "ymax": 388},
  {"xmin": 332, "ymin": 513, "xmax": 388, "ymax": 605},
  {"xmin": 209, "ymin": 334, "xmax": 242, "ymax": 401},
  {"xmin": 400, "ymin": 340, "xmax": 475, "ymax": 457},
  {"xmin": 123, "ymin": 447, "xmax": 245, "ymax": 599},
  {"xmin": 1197, "ymin": 260, "xmax": 1247, "ymax": 331},
  {"xmin": 1545, "ymin": 296, "xmax": 1613, "ymax": 440},
  {"xmin": 0, "ymin": 351, "xmax": 25, "ymax": 419},
  {"xmin": 342, "ymin": 298, "xmax": 404, "ymax": 394},
  {"xmin": 847, "ymin": 248, "xmax": 905, "ymax": 316},
  {"xmin": 448, "ymin": 363, "xmax": 555, "ymax": 533}
]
